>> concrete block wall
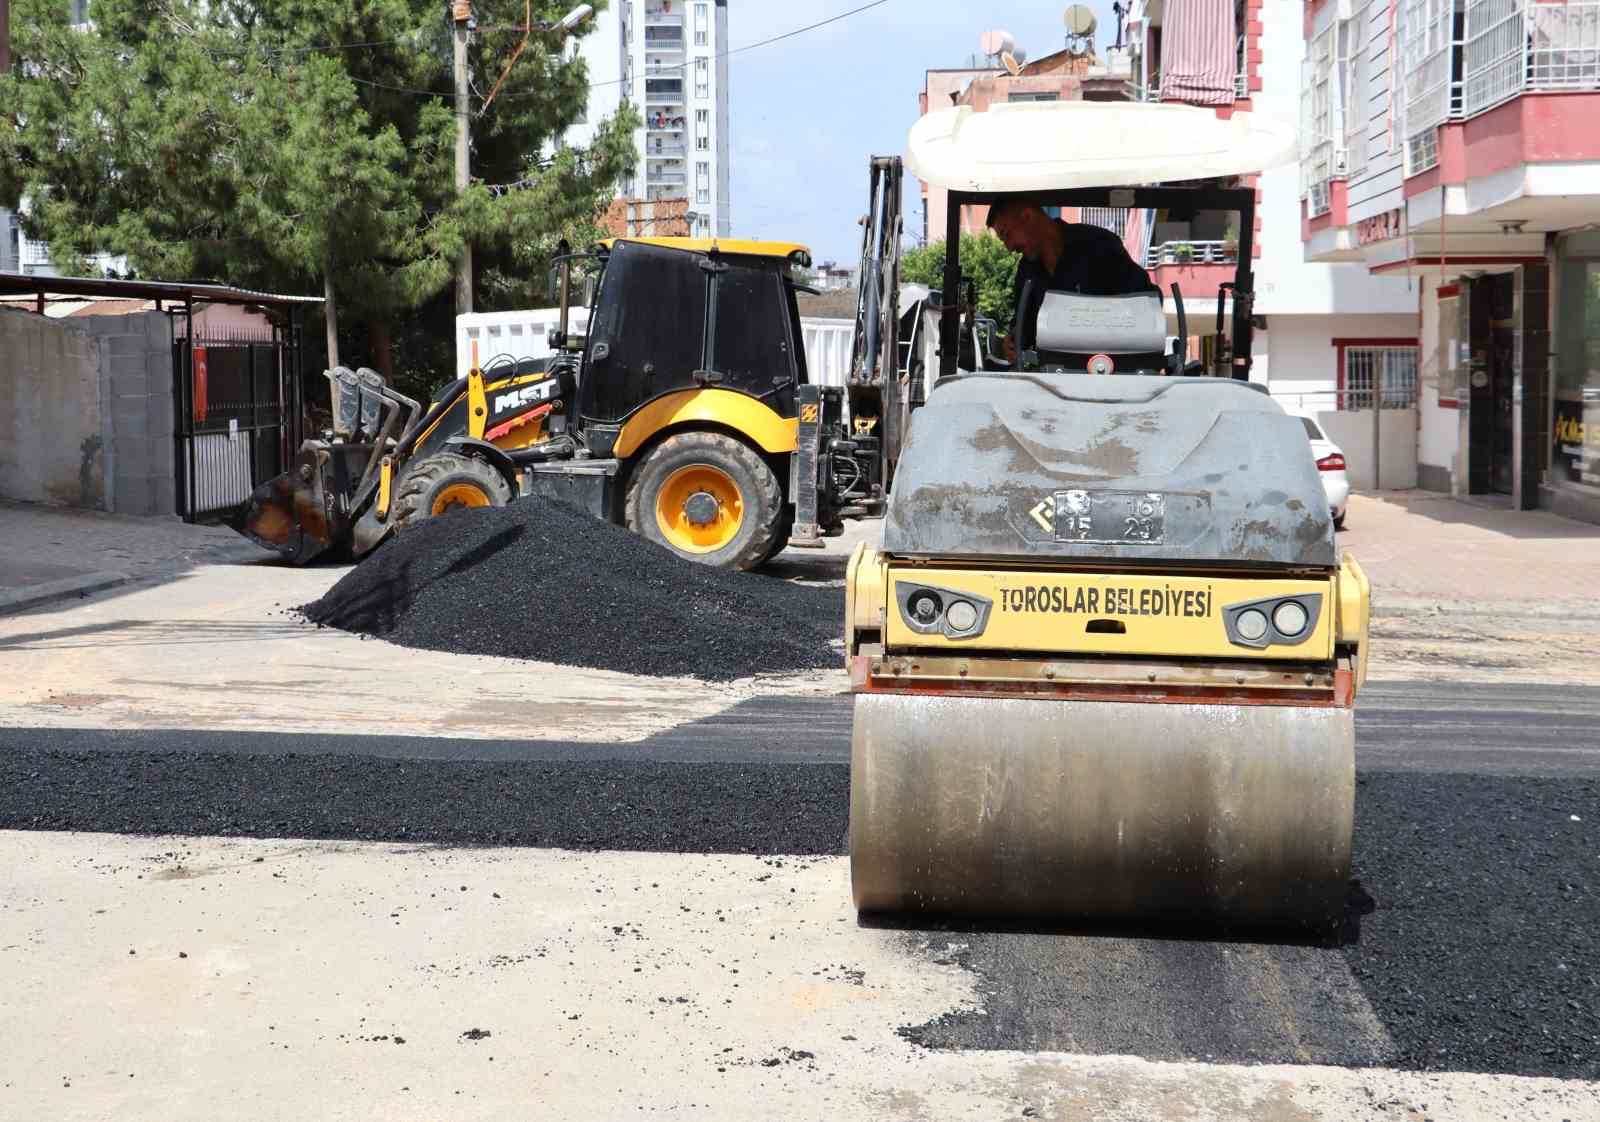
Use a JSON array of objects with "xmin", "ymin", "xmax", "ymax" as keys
[
  {"xmin": 0, "ymin": 308, "xmax": 176, "ymax": 515},
  {"xmin": 84, "ymin": 311, "xmax": 176, "ymax": 516},
  {"xmin": 0, "ymin": 308, "xmax": 106, "ymax": 509}
]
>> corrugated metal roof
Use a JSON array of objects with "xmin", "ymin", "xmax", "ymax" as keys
[{"xmin": 0, "ymin": 271, "xmax": 321, "ymax": 306}]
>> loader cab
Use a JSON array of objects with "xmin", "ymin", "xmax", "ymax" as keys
[{"xmin": 570, "ymin": 238, "xmax": 811, "ymax": 441}]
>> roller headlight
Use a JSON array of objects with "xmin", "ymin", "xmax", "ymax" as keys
[
  {"xmin": 1235, "ymin": 608, "xmax": 1270, "ymax": 642},
  {"xmin": 945, "ymin": 600, "xmax": 979, "ymax": 632},
  {"xmin": 1272, "ymin": 600, "xmax": 1309, "ymax": 637},
  {"xmin": 895, "ymin": 583, "xmax": 993, "ymax": 640},
  {"xmin": 1224, "ymin": 594, "xmax": 1325, "ymax": 649},
  {"xmin": 908, "ymin": 590, "xmax": 943, "ymax": 626}
]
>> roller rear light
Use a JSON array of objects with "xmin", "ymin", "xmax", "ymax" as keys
[{"xmin": 1317, "ymin": 453, "xmax": 1346, "ymax": 472}]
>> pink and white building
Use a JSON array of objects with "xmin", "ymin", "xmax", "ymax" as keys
[
  {"xmin": 1126, "ymin": 0, "xmax": 1424, "ymax": 489},
  {"xmin": 1299, "ymin": 0, "xmax": 1600, "ymax": 522}
]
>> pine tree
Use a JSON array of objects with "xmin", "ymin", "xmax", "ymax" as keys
[{"xmin": 0, "ymin": 0, "xmax": 637, "ymax": 391}]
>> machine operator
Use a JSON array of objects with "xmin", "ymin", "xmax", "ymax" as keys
[{"xmin": 988, "ymin": 199, "xmax": 1159, "ymax": 362}]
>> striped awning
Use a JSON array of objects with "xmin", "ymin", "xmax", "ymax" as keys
[{"xmin": 1160, "ymin": 0, "xmax": 1239, "ymax": 106}]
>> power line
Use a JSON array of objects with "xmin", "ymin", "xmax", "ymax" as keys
[{"xmin": 492, "ymin": 0, "xmax": 899, "ymax": 99}]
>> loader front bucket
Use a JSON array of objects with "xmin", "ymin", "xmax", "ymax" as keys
[{"xmin": 230, "ymin": 448, "xmax": 340, "ymax": 565}]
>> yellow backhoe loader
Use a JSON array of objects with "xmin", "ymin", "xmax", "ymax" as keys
[{"xmin": 236, "ymin": 160, "xmax": 909, "ymax": 569}]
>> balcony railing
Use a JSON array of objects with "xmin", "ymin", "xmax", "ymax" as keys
[
  {"xmin": 1145, "ymin": 240, "xmax": 1235, "ymax": 268},
  {"xmin": 647, "ymin": 143, "xmax": 687, "ymax": 157},
  {"xmin": 1079, "ymin": 207, "xmax": 1128, "ymax": 237}
]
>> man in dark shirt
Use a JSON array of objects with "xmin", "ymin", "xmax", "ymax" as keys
[{"xmin": 988, "ymin": 199, "xmax": 1159, "ymax": 361}]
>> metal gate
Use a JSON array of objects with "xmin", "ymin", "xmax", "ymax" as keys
[{"xmin": 173, "ymin": 324, "xmax": 303, "ymax": 521}]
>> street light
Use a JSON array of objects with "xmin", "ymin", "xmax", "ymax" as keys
[{"xmin": 556, "ymin": 5, "xmax": 594, "ymax": 32}]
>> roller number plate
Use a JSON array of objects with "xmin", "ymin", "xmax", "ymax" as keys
[{"xmin": 1053, "ymin": 490, "xmax": 1166, "ymax": 545}]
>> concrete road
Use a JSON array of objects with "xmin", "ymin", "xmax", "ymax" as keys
[
  {"xmin": 4, "ymin": 832, "xmax": 1596, "ymax": 1122},
  {"xmin": 2, "ymin": 681, "xmax": 1597, "ymax": 1120}
]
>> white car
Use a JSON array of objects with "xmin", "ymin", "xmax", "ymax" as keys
[{"xmin": 1296, "ymin": 415, "xmax": 1350, "ymax": 530}]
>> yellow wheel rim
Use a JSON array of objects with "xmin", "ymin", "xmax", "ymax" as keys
[
  {"xmin": 431, "ymin": 482, "xmax": 493, "ymax": 516},
  {"xmin": 655, "ymin": 465, "xmax": 744, "ymax": 554}
]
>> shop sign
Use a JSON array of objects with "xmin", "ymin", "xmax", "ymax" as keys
[
  {"xmin": 1553, "ymin": 394, "xmax": 1600, "ymax": 486},
  {"xmin": 1357, "ymin": 208, "xmax": 1404, "ymax": 246}
]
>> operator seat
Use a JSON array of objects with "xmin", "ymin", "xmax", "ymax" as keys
[{"xmin": 1033, "ymin": 290, "xmax": 1173, "ymax": 375}]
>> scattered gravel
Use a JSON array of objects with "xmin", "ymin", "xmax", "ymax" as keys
[{"xmin": 300, "ymin": 499, "xmax": 841, "ymax": 681}]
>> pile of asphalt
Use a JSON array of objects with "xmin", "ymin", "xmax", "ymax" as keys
[{"xmin": 300, "ymin": 499, "xmax": 842, "ymax": 681}]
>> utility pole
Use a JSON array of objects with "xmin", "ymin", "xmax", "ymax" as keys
[
  {"xmin": 1, "ymin": 0, "xmax": 11, "ymax": 75},
  {"xmin": 453, "ymin": 0, "xmax": 473, "ymax": 317}
]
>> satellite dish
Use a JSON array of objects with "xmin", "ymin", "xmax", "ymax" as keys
[
  {"xmin": 1064, "ymin": 5, "xmax": 1098, "ymax": 35},
  {"xmin": 1001, "ymin": 51, "xmax": 1023, "ymax": 77},
  {"xmin": 980, "ymin": 29, "xmax": 1015, "ymax": 58},
  {"xmin": 1011, "ymin": 46, "xmax": 1029, "ymax": 65}
]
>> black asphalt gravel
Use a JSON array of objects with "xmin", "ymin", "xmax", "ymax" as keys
[
  {"xmin": 300, "ymin": 499, "xmax": 842, "ymax": 681},
  {"xmin": 1, "ymin": 681, "xmax": 1596, "ymax": 1081}
]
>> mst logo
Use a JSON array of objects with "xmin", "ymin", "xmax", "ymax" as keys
[{"xmin": 492, "ymin": 381, "xmax": 556, "ymax": 414}]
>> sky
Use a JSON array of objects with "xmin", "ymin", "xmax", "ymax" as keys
[{"xmin": 723, "ymin": 0, "xmax": 1121, "ymax": 264}]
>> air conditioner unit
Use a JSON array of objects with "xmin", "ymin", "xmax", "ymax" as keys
[{"xmin": 1333, "ymin": 149, "xmax": 1349, "ymax": 176}]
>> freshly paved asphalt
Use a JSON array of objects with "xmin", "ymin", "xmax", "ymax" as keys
[{"xmin": 1, "ymin": 679, "xmax": 1596, "ymax": 1081}]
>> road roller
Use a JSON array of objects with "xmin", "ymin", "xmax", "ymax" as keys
[{"xmin": 845, "ymin": 101, "xmax": 1371, "ymax": 930}]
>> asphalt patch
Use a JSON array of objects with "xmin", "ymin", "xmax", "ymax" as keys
[
  {"xmin": 900, "ymin": 768, "xmax": 1600, "ymax": 1081},
  {"xmin": 0, "ymin": 747, "xmax": 850, "ymax": 856},
  {"xmin": 300, "ymin": 498, "xmax": 843, "ymax": 681}
]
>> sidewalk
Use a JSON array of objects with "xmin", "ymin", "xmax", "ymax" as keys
[
  {"xmin": 0, "ymin": 501, "xmax": 261, "ymax": 614},
  {"xmin": 1336, "ymin": 492, "xmax": 1600, "ymax": 682},
  {"xmin": 1337, "ymin": 491, "xmax": 1600, "ymax": 615}
]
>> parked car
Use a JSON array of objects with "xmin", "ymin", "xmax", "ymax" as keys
[{"xmin": 1296, "ymin": 414, "xmax": 1350, "ymax": 530}]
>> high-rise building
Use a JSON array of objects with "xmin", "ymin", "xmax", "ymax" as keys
[{"xmin": 612, "ymin": 0, "xmax": 730, "ymax": 238}]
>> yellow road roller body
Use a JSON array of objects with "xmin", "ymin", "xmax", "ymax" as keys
[
  {"xmin": 845, "ymin": 371, "xmax": 1371, "ymax": 931},
  {"xmin": 847, "ymin": 101, "xmax": 1367, "ymax": 931}
]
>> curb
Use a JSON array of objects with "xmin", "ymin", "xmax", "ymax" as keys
[{"xmin": 0, "ymin": 571, "xmax": 131, "ymax": 616}]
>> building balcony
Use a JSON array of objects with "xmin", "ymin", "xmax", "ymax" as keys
[
  {"xmin": 1145, "ymin": 240, "xmax": 1235, "ymax": 268},
  {"xmin": 647, "ymin": 143, "xmax": 687, "ymax": 157}
]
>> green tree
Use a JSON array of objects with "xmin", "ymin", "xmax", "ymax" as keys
[
  {"xmin": 901, "ymin": 232, "xmax": 1020, "ymax": 330},
  {"xmin": 0, "ymin": 0, "xmax": 637, "ymax": 397}
]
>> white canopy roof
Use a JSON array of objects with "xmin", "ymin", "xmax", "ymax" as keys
[{"xmin": 907, "ymin": 102, "xmax": 1299, "ymax": 194}]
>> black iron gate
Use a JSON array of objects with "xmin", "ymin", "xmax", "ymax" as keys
[{"xmin": 173, "ymin": 320, "xmax": 303, "ymax": 522}]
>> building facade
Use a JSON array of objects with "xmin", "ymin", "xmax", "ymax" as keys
[
  {"xmin": 1298, "ymin": 0, "xmax": 1600, "ymax": 523},
  {"xmin": 917, "ymin": 49, "xmax": 1134, "ymax": 246},
  {"xmin": 1123, "ymin": 0, "xmax": 1422, "ymax": 488},
  {"xmin": 605, "ymin": 0, "xmax": 731, "ymax": 239}
]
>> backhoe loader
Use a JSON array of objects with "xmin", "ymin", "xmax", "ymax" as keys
[{"xmin": 236, "ymin": 159, "xmax": 909, "ymax": 569}]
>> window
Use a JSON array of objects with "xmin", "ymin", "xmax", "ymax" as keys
[
  {"xmin": 713, "ymin": 263, "xmax": 793, "ymax": 385},
  {"xmin": 694, "ymin": 3, "xmax": 709, "ymax": 45},
  {"xmin": 695, "ymin": 108, "xmax": 710, "ymax": 150},
  {"xmin": 1553, "ymin": 233, "xmax": 1600, "ymax": 487},
  {"xmin": 696, "ymin": 161, "xmax": 711, "ymax": 205},
  {"xmin": 695, "ymin": 57, "xmax": 709, "ymax": 98},
  {"xmin": 1340, "ymin": 344, "xmax": 1419, "ymax": 410},
  {"xmin": 1007, "ymin": 91, "xmax": 1060, "ymax": 103},
  {"xmin": 579, "ymin": 243, "xmax": 707, "ymax": 421}
]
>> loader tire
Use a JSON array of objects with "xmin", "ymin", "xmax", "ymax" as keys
[
  {"xmin": 626, "ymin": 431, "xmax": 783, "ymax": 570},
  {"xmin": 391, "ymin": 451, "xmax": 512, "ymax": 532}
]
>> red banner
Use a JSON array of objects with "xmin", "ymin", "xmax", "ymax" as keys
[{"xmin": 193, "ymin": 346, "xmax": 209, "ymax": 423}]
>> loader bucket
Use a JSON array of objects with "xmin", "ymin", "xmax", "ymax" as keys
[{"xmin": 231, "ymin": 450, "xmax": 339, "ymax": 565}]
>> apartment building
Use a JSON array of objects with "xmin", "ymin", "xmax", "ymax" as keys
[
  {"xmin": 606, "ymin": 0, "xmax": 731, "ymax": 238},
  {"xmin": 917, "ymin": 48, "xmax": 1134, "ymax": 246},
  {"xmin": 1299, "ymin": 0, "xmax": 1600, "ymax": 523},
  {"xmin": 1125, "ymin": 0, "xmax": 1422, "ymax": 489}
]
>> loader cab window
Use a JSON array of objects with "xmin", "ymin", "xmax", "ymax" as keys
[
  {"xmin": 711, "ymin": 259, "xmax": 798, "ymax": 412},
  {"xmin": 578, "ymin": 242, "xmax": 708, "ymax": 422}
]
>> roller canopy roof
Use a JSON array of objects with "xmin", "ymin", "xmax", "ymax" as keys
[{"xmin": 907, "ymin": 102, "xmax": 1299, "ymax": 194}]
